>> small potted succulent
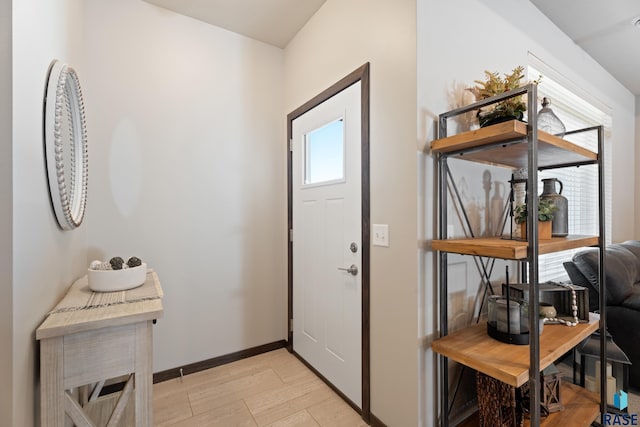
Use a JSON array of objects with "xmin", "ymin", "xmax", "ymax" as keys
[
  {"xmin": 467, "ymin": 66, "xmax": 539, "ymax": 127},
  {"xmin": 513, "ymin": 198, "xmax": 557, "ymax": 240}
]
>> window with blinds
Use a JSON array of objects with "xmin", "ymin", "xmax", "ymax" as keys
[{"xmin": 527, "ymin": 63, "xmax": 613, "ymax": 282}]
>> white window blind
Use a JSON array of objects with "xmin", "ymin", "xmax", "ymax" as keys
[{"xmin": 527, "ymin": 63, "xmax": 612, "ymax": 282}]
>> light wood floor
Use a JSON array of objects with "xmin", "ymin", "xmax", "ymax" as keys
[{"xmin": 153, "ymin": 348, "xmax": 368, "ymax": 426}]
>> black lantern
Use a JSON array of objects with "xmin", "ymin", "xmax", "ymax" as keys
[{"xmin": 575, "ymin": 332, "xmax": 631, "ymax": 412}]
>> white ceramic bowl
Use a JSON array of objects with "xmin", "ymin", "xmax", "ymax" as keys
[{"xmin": 88, "ymin": 263, "xmax": 147, "ymax": 292}]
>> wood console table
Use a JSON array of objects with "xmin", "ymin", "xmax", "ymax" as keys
[{"xmin": 36, "ymin": 270, "xmax": 164, "ymax": 427}]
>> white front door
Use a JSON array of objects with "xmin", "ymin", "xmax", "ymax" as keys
[{"xmin": 292, "ymin": 81, "xmax": 362, "ymax": 407}]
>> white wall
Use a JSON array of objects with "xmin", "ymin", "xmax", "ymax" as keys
[
  {"xmin": 418, "ymin": 0, "xmax": 637, "ymax": 424},
  {"xmin": 0, "ymin": 0, "xmax": 12, "ymax": 424},
  {"xmin": 12, "ymin": 0, "xmax": 88, "ymax": 425},
  {"xmin": 83, "ymin": 0, "xmax": 286, "ymax": 372},
  {"xmin": 284, "ymin": 1, "xmax": 418, "ymax": 425}
]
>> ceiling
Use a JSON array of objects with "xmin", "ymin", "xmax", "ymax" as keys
[
  {"xmin": 144, "ymin": 0, "xmax": 640, "ymax": 96},
  {"xmin": 531, "ymin": 0, "xmax": 640, "ymax": 95},
  {"xmin": 143, "ymin": 0, "xmax": 326, "ymax": 49}
]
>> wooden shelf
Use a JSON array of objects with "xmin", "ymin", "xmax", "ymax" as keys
[
  {"xmin": 431, "ymin": 316, "xmax": 599, "ymax": 387},
  {"xmin": 430, "ymin": 120, "xmax": 598, "ymax": 169},
  {"xmin": 456, "ymin": 382, "xmax": 599, "ymax": 427},
  {"xmin": 525, "ymin": 382, "xmax": 600, "ymax": 427},
  {"xmin": 431, "ymin": 235, "xmax": 599, "ymax": 260}
]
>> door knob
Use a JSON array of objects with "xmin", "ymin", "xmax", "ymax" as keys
[{"xmin": 337, "ymin": 264, "xmax": 358, "ymax": 276}]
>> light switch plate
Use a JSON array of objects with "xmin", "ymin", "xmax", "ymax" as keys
[{"xmin": 372, "ymin": 224, "xmax": 389, "ymax": 247}]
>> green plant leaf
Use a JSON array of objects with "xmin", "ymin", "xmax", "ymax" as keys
[{"xmin": 514, "ymin": 197, "xmax": 557, "ymax": 224}]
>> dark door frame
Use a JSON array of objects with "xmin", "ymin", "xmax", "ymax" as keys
[{"xmin": 286, "ymin": 63, "xmax": 370, "ymax": 422}]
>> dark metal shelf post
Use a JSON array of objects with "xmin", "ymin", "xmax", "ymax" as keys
[
  {"xmin": 526, "ymin": 83, "xmax": 541, "ymax": 427},
  {"xmin": 437, "ymin": 114, "xmax": 449, "ymax": 427}
]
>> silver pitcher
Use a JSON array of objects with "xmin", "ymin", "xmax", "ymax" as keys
[{"xmin": 540, "ymin": 178, "xmax": 568, "ymax": 237}]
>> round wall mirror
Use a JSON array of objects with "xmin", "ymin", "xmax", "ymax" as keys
[{"xmin": 44, "ymin": 60, "xmax": 89, "ymax": 230}]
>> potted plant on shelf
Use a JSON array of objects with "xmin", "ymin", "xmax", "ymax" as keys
[
  {"xmin": 467, "ymin": 66, "xmax": 539, "ymax": 128},
  {"xmin": 513, "ymin": 198, "xmax": 557, "ymax": 240}
]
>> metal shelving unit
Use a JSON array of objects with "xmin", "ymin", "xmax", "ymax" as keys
[{"xmin": 431, "ymin": 84, "xmax": 607, "ymax": 426}]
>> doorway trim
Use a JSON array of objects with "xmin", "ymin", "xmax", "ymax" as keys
[{"xmin": 286, "ymin": 62, "xmax": 370, "ymax": 421}]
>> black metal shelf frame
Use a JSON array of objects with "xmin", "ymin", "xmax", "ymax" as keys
[{"xmin": 434, "ymin": 84, "xmax": 607, "ymax": 427}]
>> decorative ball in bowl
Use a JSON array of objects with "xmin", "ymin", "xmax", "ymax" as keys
[{"xmin": 88, "ymin": 259, "xmax": 147, "ymax": 292}]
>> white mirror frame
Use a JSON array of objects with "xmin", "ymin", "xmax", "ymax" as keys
[{"xmin": 44, "ymin": 60, "xmax": 88, "ymax": 230}]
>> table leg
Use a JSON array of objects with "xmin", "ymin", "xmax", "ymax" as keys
[
  {"xmin": 41, "ymin": 337, "xmax": 65, "ymax": 427},
  {"xmin": 134, "ymin": 321, "xmax": 153, "ymax": 426}
]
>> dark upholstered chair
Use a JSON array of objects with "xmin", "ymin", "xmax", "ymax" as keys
[{"xmin": 563, "ymin": 240, "xmax": 640, "ymax": 388}]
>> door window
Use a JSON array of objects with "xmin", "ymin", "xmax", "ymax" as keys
[{"xmin": 304, "ymin": 118, "xmax": 345, "ymax": 185}]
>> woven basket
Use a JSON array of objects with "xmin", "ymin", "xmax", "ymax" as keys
[{"xmin": 476, "ymin": 372, "xmax": 523, "ymax": 427}]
